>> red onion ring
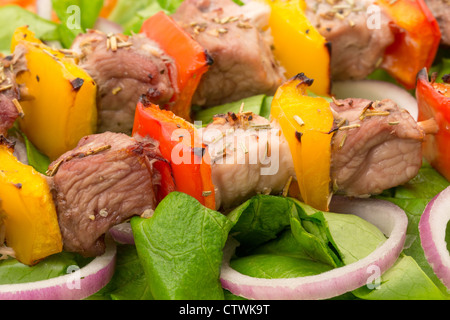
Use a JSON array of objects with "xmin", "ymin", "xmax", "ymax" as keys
[
  {"xmin": 419, "ymin": 186, "xmax": 450, "ymax": 290},
  {"xmin": 332, "ymin": 80, "xmax": 418, "ymax": 121},
  {"xmin": 109, "ymin": 222, "xmax": 135, "ymax": 245},
  {"xmin": 220, "ymin": 197, "xmax": 408, "ymax": 300},
  {"xmin": 0, "ymin": 237, "xmax": 116, "ymax": 300}
]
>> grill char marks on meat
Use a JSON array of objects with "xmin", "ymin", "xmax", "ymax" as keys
[
  {"xmin": 330, "ymin": 98, "xmax": 425, "ymax": 197},
  {"xmin": 172, "ymin": 0, "xmax": 286, "ymax": 107},
  {"xmin": 304, "ymin": 0, "xmax": 395, "ymax": 81},
  {"xmin": 425, "ymin": 0, "xmax": 450, "ymax": 46},
  {"xmin": 48, "ymin": 132, "xmax": 166, "ymax": 257},
  {"xmin": 72, "ymin": 31, "xmax": 177, "ymax": 135},
  {"xmin": 0, "ymin": 49, "xmax": 27, "ymax": 136}
]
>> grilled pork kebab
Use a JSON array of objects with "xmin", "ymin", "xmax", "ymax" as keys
[{"xmin": 40, "ymin": 96, "xmax": 434, "ymax": 257}]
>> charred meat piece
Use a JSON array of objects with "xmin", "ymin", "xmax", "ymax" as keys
[
  {"xmin": 47, "ymin": 132, "xmax": 167, "ymax": 257},
  {"xmin": 304, "ymin": 0, "xmax": 394, "ymax": 80},
  {"xmin": 0, "ymin": 50, "xmax": 27, "ymax": 136},
  {"xmin": 330, "ymin": 98, "xmax": 425, "ymax": 197},
  {"xmin": 425, "ymin": 0, "xmax": 450, "ymax": 46},
  {"xmin": 72, "ymin": 31, "xmax": 177, "ymax": 134},
  {"xmin": 201, "ymin": 112, "xmax": 295, "ymax": 209},
  {"xmin": 172, "ymin": 0, "xmax": 286, "ymax": 107}
]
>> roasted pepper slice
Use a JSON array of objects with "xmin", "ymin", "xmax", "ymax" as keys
[
  {"xmin": 0, "ymin": 140, "xmax": 62, "ymax": 265},
  {"xmin": 141, "ymin": 11, "xmax": 211, "ymax": 121},
  {"xmin": 11, "ymin": 26, "xmax": 97, "ymax": 161},
  {"xmin": 377, "ymin": 0, "xmax": 441, "ymax": 89},
  {"xmin": 271, "ymin": 74, "xmax": 334, "ymax": 211},
  {"xmin": 416, "ymin": 68, "xmax": 450, "ymax": 181},
  {"xmin": 258, "ymin": 0, "xmax": 331, "ymax": 97},
  {"xmin": 133, "ymin": 99, "xmax": 216, "ymax": 210}
]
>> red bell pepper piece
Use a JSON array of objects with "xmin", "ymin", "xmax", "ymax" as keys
[
  {"xmin": 416, "ymin": 68, "xmax": 450, "ymax": 181},
  {"xmin": 376, "ymin": 0, "xmax": 441, "ymax": 90},
  {"xmin": 140, "ymin": 11, "xmax": 212, "ymax": 122},
  {"xmin": 133, "ymin": 97, "xmax": 216, "ymax": 209}
]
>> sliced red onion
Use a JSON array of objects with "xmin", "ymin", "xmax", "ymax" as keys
[
  {"xmin": 0, "ymin": 237, "xmax": 116, "ymax": 300},
  {"xmin": 109, "ymin": 222, "xmax": 135, "ymax": 245},
  {"xmin": 419, "ymin": 187, "xmax": 450, "ymax": 290},
  {"xmin": 220, "ymin": 197, "xmax": 408, "ymax": 300},
  {"xmin": 332, "ymin": 80, "xmax": 418, "ymax": 121}
]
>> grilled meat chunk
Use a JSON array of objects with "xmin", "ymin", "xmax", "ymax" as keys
[
  {"xmin": 330, "ymin": 98, "xmax": 425, "ymax": 196},
  {"xmin": 425, "ymin": 0, "xmax": 450, "ymax": 46},
  {"xmin": 48, "ymin": 132, "xmax": 167, "ymax": 257},
  {"xmin": 304, "ymin": 0, "xmax": 394, "ymax": 80},
  {"xmin": 201, "ymin": 112, "xmax": 295, "ymax": 209},
  {"xmin": 72, "ymin": 31, "xmax": 177, "ymax": 134},
  {"xmin": 0, "ymin": 50, "xmax": 27, "ymax": 136},
  {"xmin": 172, "ymin": 0, "xmax": 286, "ymax": 107}
]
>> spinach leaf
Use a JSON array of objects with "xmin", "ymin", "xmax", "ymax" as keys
[
  {"xmin": 120, "ymin": 2, "xmax": 168, "ymax": 35},
  {"xmin": 194, "ymin": 94, "xmax": 271, "ymax": 126},
  {"xmin": 21, "ymin": 132, "xmax": 51, "ymax": 175},
  {"xmin": 0, "ymin": 5, "xmax": 59, "ymax": 55},
  {"xmin": 226, "ymin": 194, "xmax": 292, "ymax": 255},
  {"xmin": 228, "ymin": 195, "xmax": 343, "ymax": 279},
  {"xmin": 227, "ymin": 195, "xmax": 447, "ymax": 299},
  {"xmin": 89, "ymin": 244, "xmax": 153, "ymax": 300},
  {"xmin": 230, "ymin": 253, "xmax": 334, "ymax": 279},
  {"xmin": 430, "ymin": 57, "xmax": 450, "ymax": 83},
  {"xmin": 376, "ymin": 163, "xmax": 450, "ymax": 295},
  {"xmin": 131, "ymin": 192, "xmax": 233, "ymax": 300},
  {"xmin": 51, "ymin": 0, "xmax": 104, "ymax": 48},
  {"xmin": 352, "ymin": 255, "xmax": 448, "ymax": 300},
  {"xmin": 8, "ymin": 127, "xmax": 51, "ymax": 175},
  {"xmin": 107, "ymin": 0, "xmax": 175, "ymax": 35},
  {"xmin": 0, "ymin": 252, "xmax": 91, "ymax": 285}
]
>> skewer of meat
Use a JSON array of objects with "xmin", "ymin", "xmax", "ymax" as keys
[
  {"xmin": 202, "ymin": 97, "xmax": 429, "ymax": 208},
  {"xmin": 43, "ymin": 90, "xmax": 435, "ymax": 257}
]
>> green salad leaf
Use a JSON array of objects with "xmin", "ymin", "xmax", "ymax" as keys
[
  {"xmin": 20, "ymin": 132, "xmax": 51, "ymax": 175},
  {"xmin": 376, "ymin": 162, "xmax": 450, "ymax": 296},
  {"xmin": 194, "ymin": 94, "xmax": 272, "ymax": 126},
  {"xmin": 0, "ymin": 252, "xmax": 91, "ymax": 285},
  {"xmin": 131, "ymin": 192, "xmax": 233, "ymax": 300},
  {"xmin": 89, "ymin": 244, "xmax": 153, "ymax": 300},
  {"xmin": 431, "ymin": 58, "xmax": 450, "ymax": 83},
  {"xmin": 324, "ymin": 210, "xmax": 447, "ymax": 300},
  {"xmin": 51, "ymin": 0, "xmax": 104, "ymax": 48},
  {"xmin": 0, "ymin": 5, "xmax": 59, "ymax": 55},
  {"xmin": 106, "ymin": 0, "xmax": 180, "ymax": 35},
  {"xmin": 7, "ymin": 127, "xmax": 51, "ymax": 175},
  {"xmin": 228, "ymin": 195, "xmax": 343, "ymax": 269}
]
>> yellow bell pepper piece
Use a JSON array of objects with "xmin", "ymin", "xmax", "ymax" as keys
[
  {"xmin": 11, "ymin": 26, "xmax": 97, "ymax": 161},
  {"xmin": 0, "ymin": 142, "xmax": 62, "ymax": 265},
  {"xmin": 260, "ymin": 0, "xmax": 331, "ymax": 97},
  {"xmin": 271, "ymin": 74, "xmax": 334, "ymax": 211}
]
